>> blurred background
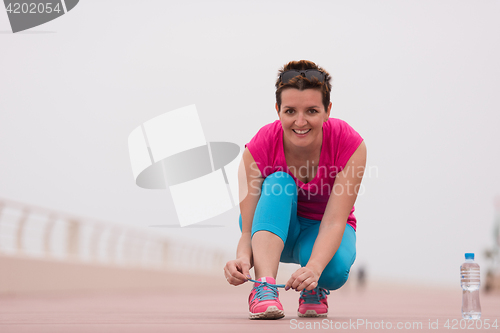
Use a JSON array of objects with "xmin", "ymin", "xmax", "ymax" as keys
[{"xmin": 1, "ymin": 0, "xmax": 500, "ymax": 299}]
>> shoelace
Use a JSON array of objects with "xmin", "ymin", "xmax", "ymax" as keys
[
  {"xmin": 300, "ymin": 287, "xmax": 331, "ymax": 304},
  {"xmin": 248, "ymin": 279, "xmax": 286, "ymax": 302}
]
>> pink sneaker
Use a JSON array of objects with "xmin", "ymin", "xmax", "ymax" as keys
[
  {"xmin": 248, "ymin": 277, "xmax": 285, "ymax": 319},
  {"xmin": 297, "ymin": 286, "xmax": 330, "ymax": 317}
]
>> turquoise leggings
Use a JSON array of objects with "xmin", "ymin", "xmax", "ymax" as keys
[{"xmin": 239, "ymin": 171, "xmax": 356, "ymax": 290}]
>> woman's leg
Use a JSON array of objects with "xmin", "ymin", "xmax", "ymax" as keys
[
  {"xmin": 238, "ymin": 171, "xmax": 301, "ymax": 279},
  {"xmin": 251, "ymin": 232, "xmax": 282, "ymax": 279},
  {"xmin": 293, "ymin": 223, "xmax": 356, "ymax": 290}
]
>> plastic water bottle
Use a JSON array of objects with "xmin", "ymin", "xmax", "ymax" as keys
[{"xmin": 460, "ymin": 253, "xmax": 481, "ymax": 319}]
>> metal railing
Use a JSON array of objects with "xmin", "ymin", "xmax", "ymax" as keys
[{"xmin": 0, "ymin": 198, "xmax": 227, "ymax": 274}]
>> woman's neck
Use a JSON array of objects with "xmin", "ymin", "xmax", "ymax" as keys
[{"xmin": 283, "ymin": 132, "xmax": 323, "ymax": 162}]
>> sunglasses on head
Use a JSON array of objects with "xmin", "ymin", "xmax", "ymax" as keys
[{"xmin": 279, "ymin": 69, "xmax": 326, "ymax": 84}]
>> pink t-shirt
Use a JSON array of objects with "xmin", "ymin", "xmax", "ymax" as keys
[{"xmin": 245, "ymin": 118, "xmax": 363, "ymax": 231}]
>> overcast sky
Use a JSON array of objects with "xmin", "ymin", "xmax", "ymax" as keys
[{"xmin": 1, "ymin": 0, "xmax": 499, "ymax": 286}]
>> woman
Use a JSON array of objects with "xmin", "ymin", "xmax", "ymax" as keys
[{"xmin": 224, "ymin": 60, "xmax": 366, "ymax": 319}]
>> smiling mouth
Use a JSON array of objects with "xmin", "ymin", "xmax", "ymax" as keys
[{"xmin": 293, "ymin": 129, "xmax": 311, "ymax": 134}]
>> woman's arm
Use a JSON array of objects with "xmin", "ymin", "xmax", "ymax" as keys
[
  {"xmin": 224, "ymin": 147, "xmax": 264, "ymax": 285},
  {"xmin": 286, "ymin": 141, "xmax": 367, "ymax": 291}
]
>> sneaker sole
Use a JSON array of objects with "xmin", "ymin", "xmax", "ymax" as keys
[
  {"xmin": 298, "ymin": 310, "xmax": 328, "ymax": 317},
  {"xmin": 249, "ymin": 306, "xmax": 285, "ymax": 320}
]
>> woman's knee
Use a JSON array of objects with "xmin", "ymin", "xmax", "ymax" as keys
[
  {"xmin": 318, "ymin": 260, "xmax": 353, "ymax": 290},
  {"xmin": 265, "ymin": 171, "xmax": 292, "ymax": 180},
  {"xmin": 318, "ymin": 226, "xmax": 356, "ymax": 290},
  {"xmin": 261, "ymin": 172, "xmax": 296, "ymax": 197}
]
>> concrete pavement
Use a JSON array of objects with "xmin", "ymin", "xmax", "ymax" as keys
[{"xmin": 1, "ymin": 274, "xmax": 499, "ymax": 333}]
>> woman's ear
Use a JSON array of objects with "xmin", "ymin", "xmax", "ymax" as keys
[
  {"xmin": 276, "ymin": 103, "xmax": 282, "ymax": 120},
  {"xmin": 325, "ymin": 102, "xmax": 332, "ymax": 120}
]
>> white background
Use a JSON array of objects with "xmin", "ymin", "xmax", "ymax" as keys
[{"xmin": 1, "ymin": 0, "xmax": 499, "ymax": 286}]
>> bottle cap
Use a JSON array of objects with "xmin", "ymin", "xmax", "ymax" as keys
[{"xmin": 465, "ymin": 253, "xmax": 474, "ymax": 260}]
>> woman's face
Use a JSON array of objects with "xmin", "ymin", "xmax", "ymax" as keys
[{"xmin": 276, "ymin": 88, "xmax": 331, "ymax": 151}]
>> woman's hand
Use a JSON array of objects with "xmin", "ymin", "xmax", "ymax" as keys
[
  {"xmin": 285, "ymin": 266, "xmax": 321, "ymax": 292},
  {"xmin": 224, "ymin": 258, "xmax": 252, "ymax": 286}
]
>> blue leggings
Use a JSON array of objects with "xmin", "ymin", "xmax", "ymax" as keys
[{"xmin": 239, "ymin": 171, "xmax": 356, "ymax": 290}]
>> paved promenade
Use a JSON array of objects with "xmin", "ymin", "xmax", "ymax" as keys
[{"xmin": 1, "ymin": 273, "xmax": 499, "ymax": 333}]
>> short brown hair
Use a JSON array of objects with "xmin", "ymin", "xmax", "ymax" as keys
[{"xmin": 275, "ymin": 60, "xmax": 332, "ymax": 111}]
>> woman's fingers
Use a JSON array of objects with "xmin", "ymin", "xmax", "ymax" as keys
[
  {"xmin": 225, "ymin": 266, "xmax": 244, "ymax": 285},
  {"xmin": 224, "ymin": 260, "xmax": 250, "ymax": 285},
  {"xmin": 230, "ymin": 262, "xmax": 248, "ymax": 282},
  {"xmin": 285, "ymin": 271, "xmax": 304, "ymax": 290},
  {"xmin": 285, "ymin": 268, "xmax": 318, "ymax": 291},
  {"xmin": 240, "ymin": 261, "xmax": 252, "ymax": 280},
  {"xmin": 296, "ymin": 277, "xmax": 318, "ymax": 291}
]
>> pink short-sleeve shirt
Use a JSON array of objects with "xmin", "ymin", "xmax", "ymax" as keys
[{"xmin": 245, "ymin": 118, "xmax": 363, "ymax": 231}]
